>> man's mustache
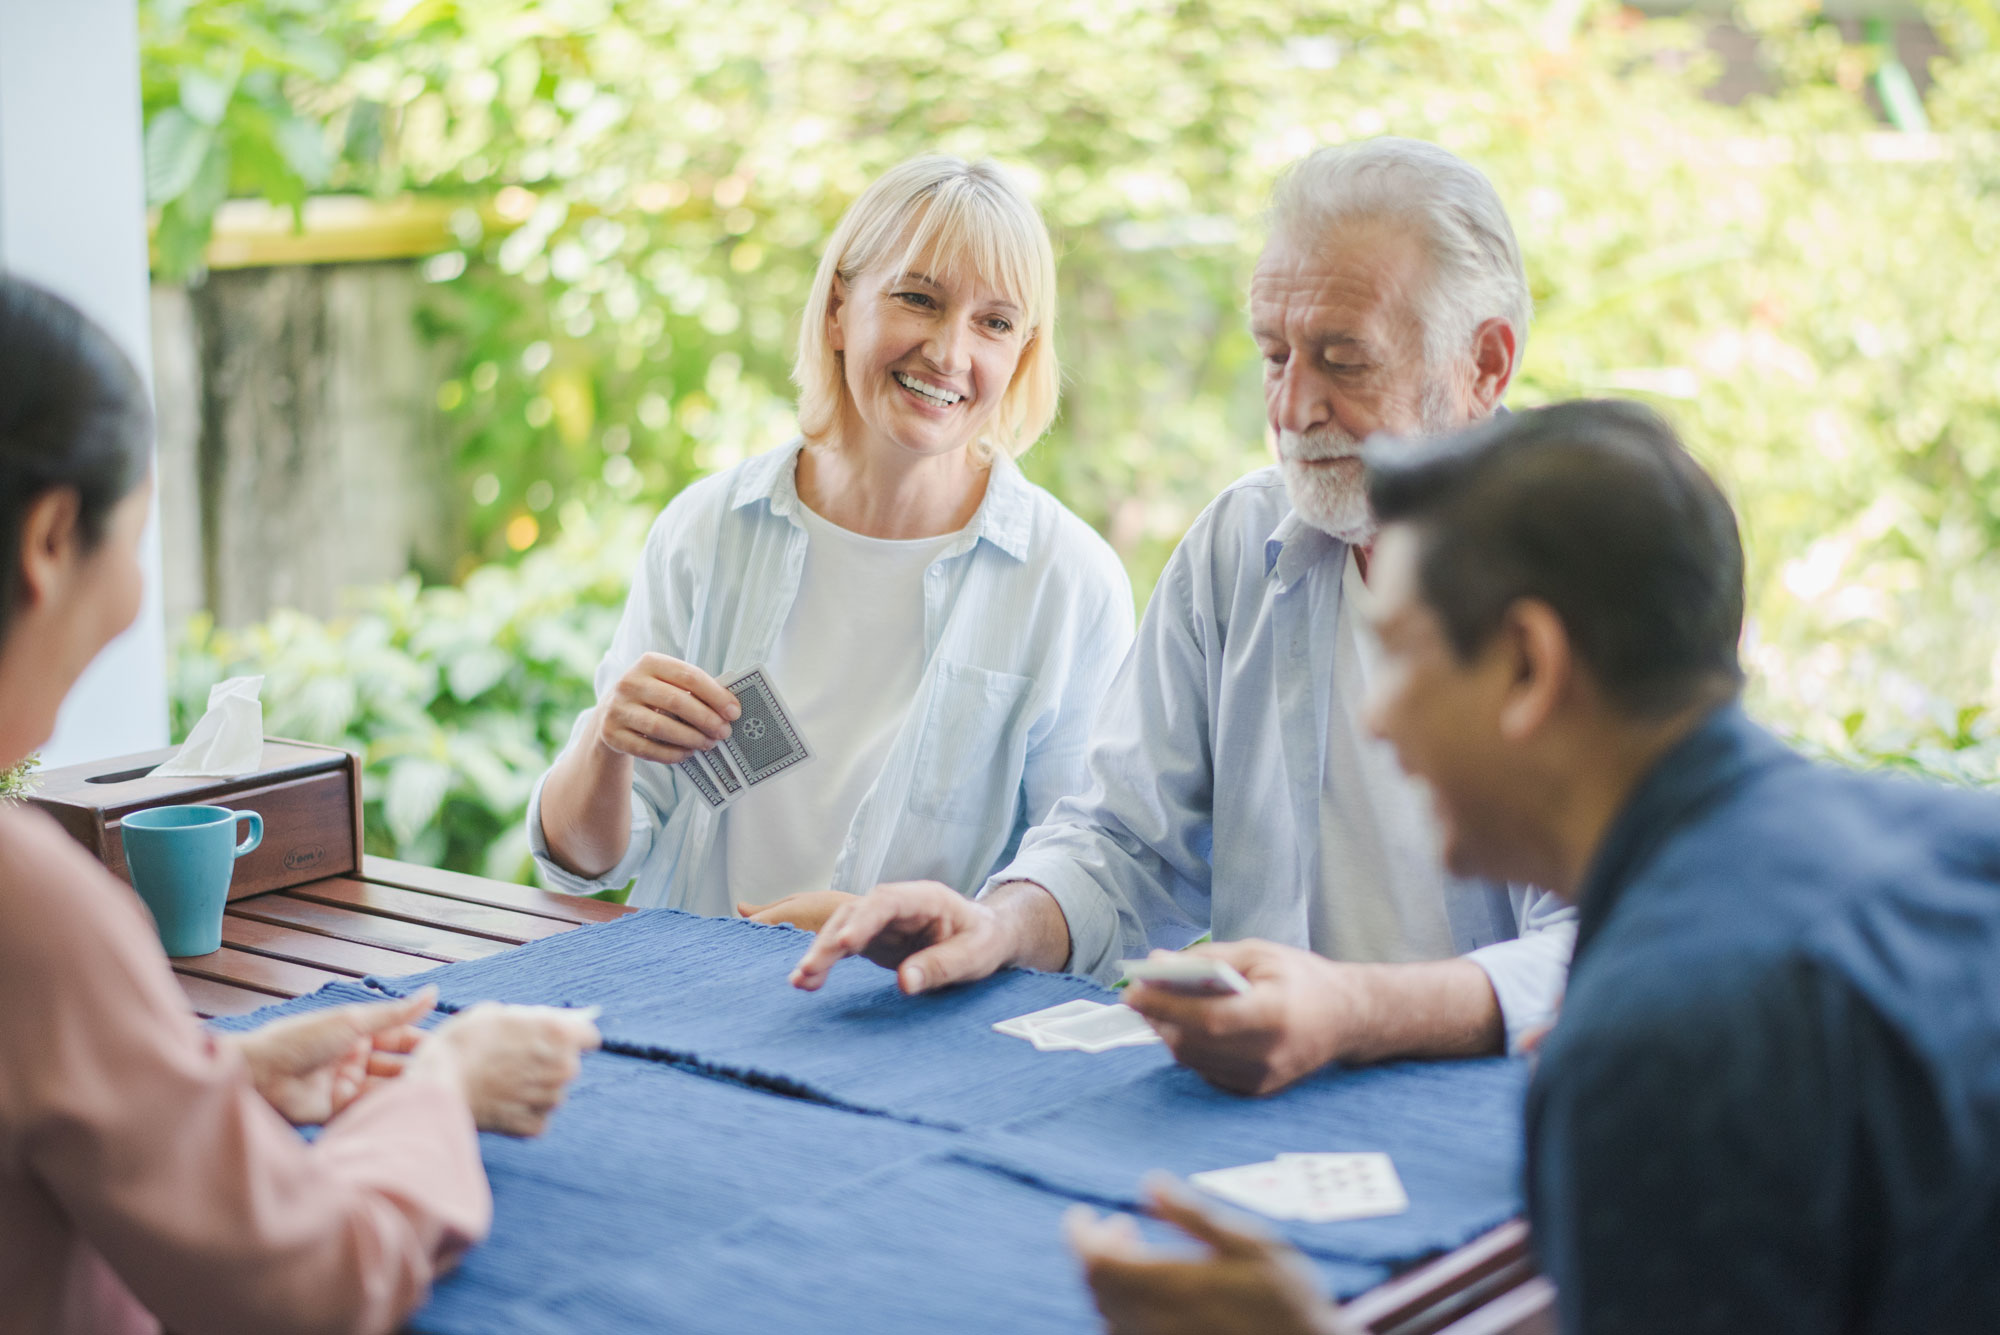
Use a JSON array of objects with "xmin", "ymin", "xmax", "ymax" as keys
[{"xmin": 1276, "ymin": 430, "xmax": 1363, "ymax": 463}]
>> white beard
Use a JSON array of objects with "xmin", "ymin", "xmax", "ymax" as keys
[
  {"xmin": 1276, "ymin": 380, "xmax": 1466, "ymax": 542},
  {"xmin": 1276, "ymin": 425, "xmax": 1376, "ymax": 544}
]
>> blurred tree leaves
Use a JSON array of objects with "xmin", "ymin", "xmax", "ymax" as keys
[{"xmin": 148, "ymin": 0, "xmax": 2000, "ymax": 876}]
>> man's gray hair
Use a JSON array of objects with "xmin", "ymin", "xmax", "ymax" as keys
[{"xmin": 1268, "ymin": 138, "xmax": 1531, "ymax": 371}]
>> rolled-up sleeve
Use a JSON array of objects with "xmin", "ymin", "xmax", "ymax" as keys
[
  {"xmin": 1468, "ymin": 888, "xmax": 1577, "ymax": 1053},
  {"xmin": 986, "ymin": 538, "xmax": 1217, "ymax": 980}
]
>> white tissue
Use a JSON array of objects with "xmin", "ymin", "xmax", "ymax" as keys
[{"xmin": 154, "ymin": 675, "xmax": 266, "ymax": 778}]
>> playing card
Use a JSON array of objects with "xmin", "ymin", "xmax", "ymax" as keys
[
  {"xmin": 992, "ymin": 999, "xmax": 1102, "ymax": 1040},
  {"xmin": 1188, "ymin": 1161, "xmax": 1311, "ymax": 1218},
  {"xmin": 1276, "ymin": 1152, "xmax": 1409, "ymax": 1222},
  {"xmin": 678, "ymin": 748, "xmax": 736, "ymax": 811},
  {"xmin": 674, "ymin": 663, "xmax": 814, "ymax": 810},
  {"xmin": 1028, "ymin": 1002, "xmax": 1162, "ymax": 1053},
  {"xmin": 1190, "ymin": 1153, "xmax": 1407, "ymax": 1222},
  {"xmin": 1116, "ymin": 955, "xmax": 1252, "ymax": 996},
  {"xmin": 717, "ymin": 665, "xmax": 815, "ymax": 786}
]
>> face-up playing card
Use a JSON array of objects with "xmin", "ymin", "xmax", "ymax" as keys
[
  {"xmin": 991, "ymin": 1000, "xmax": 1102, "ymax": 1041},
  {"xmin": 1027, "ymin": 1002, "xmax": 1161, "ymax": 1053},
  {"xmin": 1276, "ymin": 1152, "xmax": 1409, "ymax": 1222},
  {"xmin": 675, "ymin": 664, "xmax": 815, "ymax": 810},
  {"xmin": 1190, "ymin": 1153, "xmax": 1408, "ymax": 1223},
  {"xmin": 1188, "ymin": 1161, "xmax": 1311, "ymax": 1218},
  {"xmin": 990, "ymin": 1000, "xmax": 1163, "ymax": 1053}
]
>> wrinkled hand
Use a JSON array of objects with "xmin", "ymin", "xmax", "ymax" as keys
[
  {"xmin": 737, "ymin": 890, "xmax": 858, "ymax": 933},
  {"xmin": 230, "ymin": 988, "xmax": 438, "ymax": 1126},
  {"xmin": 789, "ymin": 880, "xmax": 1012, "ymax": 995},
  {"xmin": 593, "ymin": 652, "xmax": 740, "ymax": 766},
  {"xmin": 1066, "ymin": 1176, "xmax": 1352, "ymax": 1335},
  {"xmin": 1121, "ymin": 941, "xmax": 1353, "ymax": 1096},
  {"xmin": 410, "ymin": 1002, "xmax": 602, "ymax": 1137}
]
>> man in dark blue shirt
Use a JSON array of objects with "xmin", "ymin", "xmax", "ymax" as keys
[{"xmin": 1070, "ymin": 400, "xmax": 2000, "ymax": 1334}]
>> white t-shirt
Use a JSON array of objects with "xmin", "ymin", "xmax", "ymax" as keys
[
  {"xmin": 720, "ymin": 499, "xmax": 961, "ymax": 906},
  {"xmin": 1312, "ymin": 549, "xmax": 1458, "ymax": 962}
]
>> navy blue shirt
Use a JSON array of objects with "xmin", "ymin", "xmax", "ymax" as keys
[{"xmin": 1528, "ymin": 704, "xmax": 2000, "ymax": 1333}]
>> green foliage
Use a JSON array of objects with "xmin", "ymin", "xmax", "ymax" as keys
[
  {"xmin": 173, "ymin": 507, "xmax": 644, "ymax": 877},
  {"xmin": 0, "ymin": 754, "xmax": 40, "ymax": 803},
  {"xmin": 147, "ymin": 0, "xmax": 2000, "ymax": 874}
]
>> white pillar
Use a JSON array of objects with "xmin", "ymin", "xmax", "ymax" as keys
[{"xmin": 0, "ymin": 0, "xmax": 169, "ymax": 767}]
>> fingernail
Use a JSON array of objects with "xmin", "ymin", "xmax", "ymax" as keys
[
  {"xmin": 728, "ymin": 703, "xmax": 741, "ymax": 720},
  {"xmin": 902, "ymin": 965, "xmax": 924, "ymax": 991}
]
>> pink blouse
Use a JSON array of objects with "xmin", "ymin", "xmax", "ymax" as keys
[{"xmin": 0, "ymin": 806, "xmax": 492, "ymax": 1335}]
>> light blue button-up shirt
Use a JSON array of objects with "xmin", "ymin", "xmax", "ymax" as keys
[
  {"xmin": 987, "ymin": 467, "xmax": 1574, "ymax": 1050},
  {"xmin": 528, "ymin": 439, "xmax": 1135, "ymax": 915}
]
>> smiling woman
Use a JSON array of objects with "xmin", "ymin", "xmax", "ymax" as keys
[{"xmin": 529, "ymin": 156, "xmax": 1135, "ymax": 930}]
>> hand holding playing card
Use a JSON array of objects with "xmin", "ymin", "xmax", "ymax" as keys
[
  {"xmin": 593, "ymin": 652, "xmax": 741, "ymax": 766},
  {"xmin": 1121, "ymin": 941, "xmax": 1356, "ymax": 1096},
  {"xmin": 1065, "ymin": 1175, "xmax": 1354, "ymax": 1335}
]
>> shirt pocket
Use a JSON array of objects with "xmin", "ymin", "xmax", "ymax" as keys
[{"xmin": 908, "ymin": 660, "xmax": 1036, "ymax": 826}]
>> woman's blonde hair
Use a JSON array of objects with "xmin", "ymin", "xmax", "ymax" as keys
[{"xmin": 793, "ymin": 155, "xmax": 1059, "ymax": 464}]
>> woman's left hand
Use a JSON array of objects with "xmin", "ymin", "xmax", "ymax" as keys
[
  {"xmin": 737, "ymin": 890, "xmax": 859, "ymax": 933},
  {"xmin": 227, "ymin": 987, "xmax": 439, "ymax": 1126}
]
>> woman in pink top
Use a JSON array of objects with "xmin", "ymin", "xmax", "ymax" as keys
[{"xmin": 0, "ymin": 276, "xmax": 602, "ymax": 1335}]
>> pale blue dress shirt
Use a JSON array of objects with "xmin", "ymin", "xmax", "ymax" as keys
[
  {"xmin": 987, "ymin": 467, "xmax": 1575, "ymax": 1050},
  {"xmin": 527, "ymin": 439, "xmax": 1136, "ymax": 915}
]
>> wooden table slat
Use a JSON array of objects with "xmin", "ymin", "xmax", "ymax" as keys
[
  {"xmin": 290, "ymin": 878, "xmax": 577, "ymax": 946},
  {"xmin": 1432, "ymin": 1275, "xmax": 1556, "ymax": 1335},
  {"xmin": 228, "ymin": 895, "xmax": 514, "ymax": 962},
  {"xmin": 1343, "ymin": 1219, "xmax": 1532, "ymax": 1335},
  {"xmin": 363, "ymin": 855, "xmax": 628, "ymax": 925},
  {"xmin": 219, "ymin": 916, "xmax": 439, "ymax": 977},
  {"xmin": 174, "ymin": 947, "xmax": 350, "ymax": 997},
  {"xmin": 176, "ymin": 973, "xmax": 285, "ymax": 1019}
]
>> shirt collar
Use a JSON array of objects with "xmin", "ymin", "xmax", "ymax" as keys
[
  {"xmin": 1264, "ymin": 509, "xmax": 1342, "ymax": 590},
  {"xmin": 1569, "ymin": 700, "xmax": 1791, "ymax": 964},
  {"xmin": 730, "ymin": 438, "xmax": 1032, "ymax": 562}
]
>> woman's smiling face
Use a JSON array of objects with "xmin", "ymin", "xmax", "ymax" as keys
[{"xmin": 828, "ymin": 257, "xmax": 1029, "ymax": 464}]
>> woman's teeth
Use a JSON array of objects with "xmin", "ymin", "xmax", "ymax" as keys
[{"xmin": 895, "ymin": 372, "xmax": 962, "ymax": 407}]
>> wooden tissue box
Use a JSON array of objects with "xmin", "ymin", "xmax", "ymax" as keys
[{"xmin": 28, "ymin": 738, "xmax": 363, "ymax": 900}]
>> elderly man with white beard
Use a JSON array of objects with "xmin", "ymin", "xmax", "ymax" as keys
[{"xmin": 791, "ymin": 138, "xmax": 1575, "ymax": 1090}]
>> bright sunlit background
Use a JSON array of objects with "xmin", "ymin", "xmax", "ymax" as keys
[{"xmin": 138, "ymin": 0, "xmax": 2000, "ymax": 881}]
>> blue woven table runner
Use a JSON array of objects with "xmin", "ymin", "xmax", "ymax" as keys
[
  {"xmin": 509, "ymin": 1156, "xmax": 1394, "ymax": 1335},
  {"xmin": 212, "ymin": 910, "xmax": 1529, "ymax": 1331},
  {"xmin": 960, "ymin": 1057, "xmax": 1529, "ymax": 1268},
  {"xmin": 365, "ymin": 908, "xmax": 1174, "ymax": 1129}
]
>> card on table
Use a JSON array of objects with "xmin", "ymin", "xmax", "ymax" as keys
[
  {"xmin": 676, "ymin": 664, "xmax": 815, "ymax": 811},
  {"xmin": 990, "ymin": 1000, "xmax": 1162, "ymax": 1053},
  {"xmin": 1190, "ymin": 1152, "xmax": 1408, "ymax": 1223}
]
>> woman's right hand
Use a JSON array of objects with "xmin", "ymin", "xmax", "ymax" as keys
[
  {"xmin": 593, "ymin": 652, "xmax": 740, "ymax": 765},
  {"xmin": 408, "ymin": 1002, "xmax": 603, "ymax": 1137}
]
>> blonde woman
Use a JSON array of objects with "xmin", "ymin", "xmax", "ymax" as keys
[{"xmin": 531, "ymin": 156, "xmax": 1134, "ymax": 927}]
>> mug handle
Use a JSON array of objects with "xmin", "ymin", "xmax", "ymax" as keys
[{"xmin": 230, "ymin": 810, "xmax": 264, "ymax": 858}]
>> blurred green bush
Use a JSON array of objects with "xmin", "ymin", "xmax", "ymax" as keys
[
  {"xmin": 174, "ymin": 506, "xmax": 645, "ymax": 878},
  {"xmin": 149, "ymin": 0, "xmax": 2000, "ymax": 876}
]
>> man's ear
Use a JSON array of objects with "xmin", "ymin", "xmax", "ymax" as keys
[
  {"xmin": 1496, "ymin": 597, "xmax": 1570, "ymax": 743},
  {"xmin": 1468, "ymin": 318, "xmax": 1516, "ymax": 414},
  {"xmin": 826, "ymin": 274, "xmax": 849, "ymax": 353},
  {"xmin": 15, "ymin": 487, "xmax": 83, "ymax": 614}
]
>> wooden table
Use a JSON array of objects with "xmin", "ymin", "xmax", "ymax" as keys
[{"xmin": 176, "ymin": 857, "xmax": 1553, "ymax": 1335}]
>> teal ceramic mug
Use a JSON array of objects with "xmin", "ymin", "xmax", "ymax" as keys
[{"xmin": 120, "ymin": 804, "xmax": 264, "ymax": 957}]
